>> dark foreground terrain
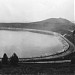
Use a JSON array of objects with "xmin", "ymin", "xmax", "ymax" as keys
[{"xmin": 0, "ymin": 62, "xmax": 75, "ymax": 75}]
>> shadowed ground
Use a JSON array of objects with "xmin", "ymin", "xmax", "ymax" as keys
[{"xmin": 0, "ymin": 62, "xmax": 74, "ymax": 75}]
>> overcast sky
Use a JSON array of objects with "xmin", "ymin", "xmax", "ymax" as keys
[{"xmin": 0, "ymin": 0, "xmax": 74, "ymax": 22}]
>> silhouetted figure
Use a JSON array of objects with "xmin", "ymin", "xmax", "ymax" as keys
[
  {"xmin": 71, "ymin": 52, "xmax": 75, "ymax": 64},
  {"xmin": 72, "ymin": 30, "xmax": 75, "ymax": 45},
  {"xmin": 0, "ymin": 62, "xmax": 2, "ymax": 69},
  {"xmin": 71, "ymin": 30, "xmax": 75, "ymax": 64},
  {"xmin": 72, "ymin": 30, "xmax": 75, "ymax": 36},
  {"xmin": 2, "ymin": 53, "xmax": 8, "ymax": 65},
  {"xmin": 10, "ymin": 53, "xmax": 19, "ymax": 66}
]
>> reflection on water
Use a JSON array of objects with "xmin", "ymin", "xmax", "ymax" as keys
[{"xmin": 0, "ymin": 30, "xmax": 69, "ymax": 58}]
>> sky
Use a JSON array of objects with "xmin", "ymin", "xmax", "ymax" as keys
[{"xmin": 0, "ymin": 0, "xmax": 74, "ymax": 22}]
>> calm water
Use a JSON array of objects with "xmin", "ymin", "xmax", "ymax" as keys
[{"xmin": 0, "ymin": 30, "xmax": 69, "ymax": 58}]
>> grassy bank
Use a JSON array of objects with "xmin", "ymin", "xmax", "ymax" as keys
[{"xmin": 0, "ymin": 62, "xmax": 74, "ymax": 75}]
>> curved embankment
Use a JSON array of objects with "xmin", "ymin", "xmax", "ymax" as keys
[
  {"xmin": 0, "ymin": 27, "xmax": 74, "ymax": 61},
  {"xmin": 0, "ymin": 27, "xmax": 56, "ymax": 35}
]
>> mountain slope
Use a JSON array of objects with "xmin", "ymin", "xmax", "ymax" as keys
[{"xmin": 0, "ymin": 18, "xmax": 74, "ymax": 35}]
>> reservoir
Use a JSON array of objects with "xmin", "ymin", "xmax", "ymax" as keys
[{"xmin": 0, "ymin": 29, "xmax": 69, "ymax": 58}]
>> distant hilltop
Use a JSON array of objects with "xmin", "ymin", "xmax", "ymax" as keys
[{"xmin": 0, "ymin": 18, "xmax": 74, "ymax": 35}]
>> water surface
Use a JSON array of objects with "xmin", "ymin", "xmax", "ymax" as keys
[{"xmin": 0, "ymin": 30, "xmax": 69, "ymax": 58}]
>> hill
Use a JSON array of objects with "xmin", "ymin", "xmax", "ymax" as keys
[{"xmin": 0, "ymin": 18, "xmax": 74, "ymax": 35}]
